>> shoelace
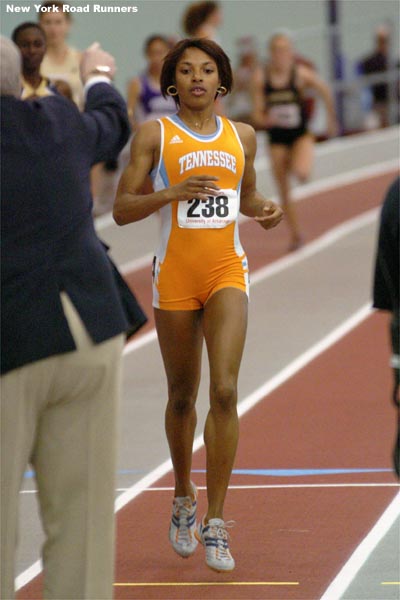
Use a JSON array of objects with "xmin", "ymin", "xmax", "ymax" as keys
[
  {"xmin": 205, "ymin": 521, "xmax": 235, "ymax": 559},
  {"xmin": 173, "ymin": 498, "xmax": 195, "ymax": 545}
]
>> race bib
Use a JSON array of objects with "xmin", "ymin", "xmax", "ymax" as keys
[
  {"xmin": 269, "ymin": 104, "xmax": 301, "ymax": 128},
  {"xmin": 177, "ymin": 188, "xmax": 239, "ymax": 229}
]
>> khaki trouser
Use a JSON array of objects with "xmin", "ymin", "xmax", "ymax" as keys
[{"xmin": 1, "ymin": 294, "xmax": 124, "ymax": 600}]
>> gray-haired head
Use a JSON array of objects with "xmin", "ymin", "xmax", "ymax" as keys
[{"xmin": 0, "ymin": 36, "xmax": 21, "ymax": 97}]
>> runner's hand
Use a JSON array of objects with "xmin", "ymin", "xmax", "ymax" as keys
[
  {"xmin": 167, "ymin": 175, "xmax": 220, "ymax": 202},
  {"xmin": 254, "ymin": 201, "xmax": 283, "ymax": 230}
]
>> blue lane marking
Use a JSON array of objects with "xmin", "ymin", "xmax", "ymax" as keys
[
  {"xmin": 24, "ymin": 467, "xmax": 392, "ymax": 479},
  {"xmin": 114, "ymin": 469, "xmax": 148, "ymax": 475}
]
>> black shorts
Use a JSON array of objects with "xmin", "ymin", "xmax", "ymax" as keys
[{"xmin": 267, "ymin": 127, "xmax": 308, "ymax": 146}]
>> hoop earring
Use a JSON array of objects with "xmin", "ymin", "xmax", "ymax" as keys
[
  {"xmin": 217, "ymin": 86, "xmax": 227, "ymax": 96},
  {"xmin": 166, "ymin": 85, "xmax": 178, "ymax": 96}
]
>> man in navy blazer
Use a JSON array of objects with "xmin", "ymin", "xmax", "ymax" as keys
[
  {"xmin": 1, "ymin": 37, "xmax": 131, "ymax": 599},
  {"xmin": 373, "ymin": 177, "xmax": 399, "ymax": 476}
]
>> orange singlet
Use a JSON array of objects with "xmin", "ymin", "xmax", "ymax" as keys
[{"xmin": 151, "ymin": 114, "xmax": 249, "ymax": 310}]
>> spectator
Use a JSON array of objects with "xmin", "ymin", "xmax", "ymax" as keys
[
  {"xmin": 226, "ymin": 36, "xmax": 258, "ymax": 124},
  {"xmin": 359, "ymin": 25, "xmax": 391, "ymax": 128},
  {"xmin": 39, "ymin": 0, "xmax": 113, "ymax": 212},
  {"xmin": 182, "ymin": 2, "xmax": 225, "ymax": 117},
  {"xmin": 94, "ymin": 35, "xmax": 179, "ymax": 216},
  {"xmin": 12, "ymin": 22, "xmax": 54, "ymax": 99},
  {"xmin": 182, "ymin": 1, "xmax": 223, "ymax": 42},
  {"xmin": 127, "ymin": 35, "xmax": 176, "ymax": 129},
  {"xmin": 38, "ymin": 0, "xmax": 83, "ymax": 107},
  {"xmin": 1, "ymin": 38, "xmax": 130, "ymax": 599},
  {"xmin": 372, "ymin": 177, "xmax": 399, "ymax": 477},
  {"xmin": 94, "ymin": 35, "xmax": 178, "ymax": 217},
  {"xmin": 12, "ymin": 21, "xmax": 73, "ymax": 100}
]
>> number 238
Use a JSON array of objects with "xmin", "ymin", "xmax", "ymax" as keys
[{"xmin": 187, "ymin": 195, "xmax": 229, "ymax": 219}]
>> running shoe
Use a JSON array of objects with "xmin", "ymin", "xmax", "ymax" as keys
[
  {"xmin": 195, "ymin": 516, "xmax": 235, "ymax": 572},
  {"xmin": 169, "ymin": 482, "xmax": 198, "ymax": 558}
]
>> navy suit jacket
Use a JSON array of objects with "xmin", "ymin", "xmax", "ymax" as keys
[{"xmin": 1, "ymin": 82, "xmax": 131, "ymax": 374}]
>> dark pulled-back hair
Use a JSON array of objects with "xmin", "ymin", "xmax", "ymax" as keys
[
  {"xmin": 160, "ymin": 38, "xmax": 232, "ymax": 105},
  {"xmin": 143, "ymin": 34, "xmax": 171, "ymax": 54},
  {"xmin": 182, "ymin": 1, "xmax": 219, "ymax": 37},
  {"xmin": 12, "ymin": 22, "xmax": 46, "ymax": 44}
]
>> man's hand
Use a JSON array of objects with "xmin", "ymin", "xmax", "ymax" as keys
[{"xmin": 80, "ymin": 42, "xmax": 116, "ymax": 84}]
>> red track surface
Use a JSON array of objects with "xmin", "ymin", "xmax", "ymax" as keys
[
  {"xmin": 18, "ymin": 171, "xmax": 399, "ymax": 599},
  {"xmin": 111, "ymin": 312, "xmax": 397, "ymax": 600}
]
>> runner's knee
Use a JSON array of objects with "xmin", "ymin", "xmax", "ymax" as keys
[
  {"xmin": 293, "ymin": 168, "xmax": 310, "ymax": 183},
  {"xmin": 168, "ymin": 383, "xmax": 197, "ymax": 414},
  {"xmin": 210, "ymin": 381, "xmax": 237, "ymax": 413}
]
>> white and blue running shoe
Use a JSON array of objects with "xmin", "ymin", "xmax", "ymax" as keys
[
  {"xmin": 169, "ymin": 482, "xmax": 198, "ymax": 558},
  {"xmin": 196, "ymin": 516, "xmax": 235, "ymax": 572}
]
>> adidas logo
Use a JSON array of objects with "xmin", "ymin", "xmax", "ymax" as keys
[{"xmin": 169, "ymin": 134, "xmax": 183, "ymax": 144}]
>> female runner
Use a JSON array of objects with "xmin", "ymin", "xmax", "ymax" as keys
[
  {"xmin": 252, "ymin": 32, "xmax": 338, "ymax": 250},
  {"xmin": 114, "ymin": 38, "xmax": 282, "ymax": 573},
  {"xmin": 38, "ymin": 0, "xmax": 82, "ymax": 107},
  {"xmin": 127, "ymin": 35, "xmax": 176, "ymax": 129}
]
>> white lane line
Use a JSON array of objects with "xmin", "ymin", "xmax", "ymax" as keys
[
  {"xmin": 125, "ymin": 484, "xmax": 400, "ymax": 492},
  {"xmin": 319, "ymin": 491, "xmax": 400, "ymax": 600},
  {"xmin": 237, "ymin": 304, "xmax": 372, "ymax": 417},
  {"xmin": 308, "ymin": 125, "xmax": 399, "ymax": 156},
  {"xmin": 287, "ymin": 159, "xmax": 398, "ymax": 202},
  {"xmin": 123, "ymin": 329, "xmax": 157, "ymax": 357},
  {"xmin": 94, "ymin": 210, "xmax": 115, "ymax": 230},
  {"xmin": 250, "ymin": 208, "xmax": 377, "ymax": 286},
  {"xmin": 15, "ymin": 304, "xmax": 378, "ymax": 589},
  {"xmin": 122, "ymin": 208, "xmax": 378, "ymax": 358},
  {"xmin": 16, "ymin": 561, "xmax": 42, "ymax": 591},
  {"xmin": 19, "ymin": 483, "xmax": 399, "ymax": 495}
]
